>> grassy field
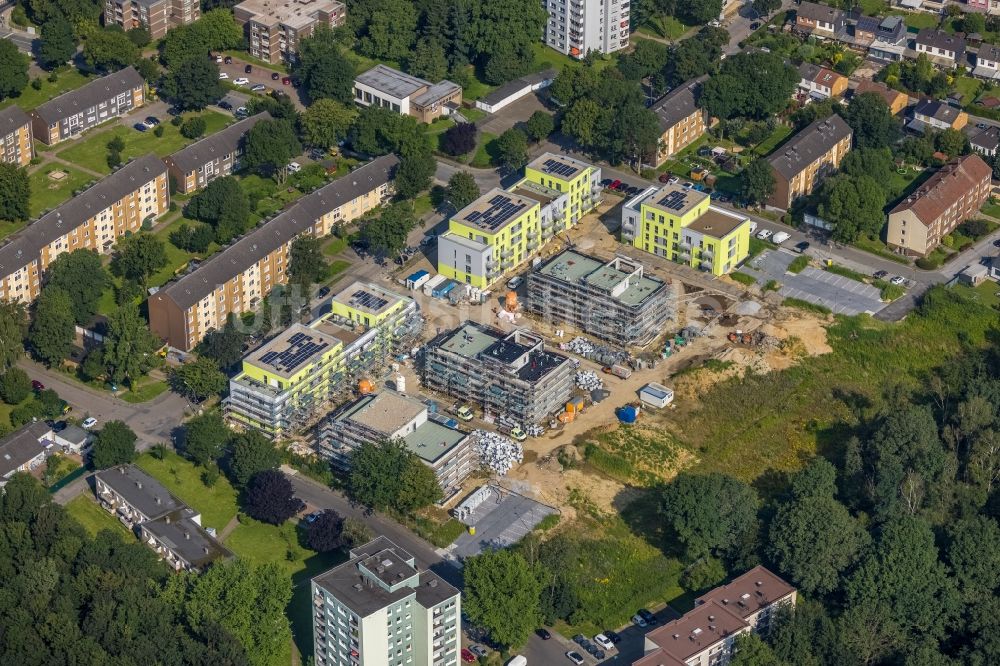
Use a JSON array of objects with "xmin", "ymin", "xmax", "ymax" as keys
[
  {"xmin": 854, "ymin": 234, "xmax": 910, "ymax": 264},
  {"xmin": 135, "ymin": 450, "xmax": 239, "ymax": 531},
  {"xmin": 952, "ymin": 76, "xmax": 982, "ymax": 105},
  {"xmin": 119, "ymin": 378, "xmax": 169, "ymax": 403},
  {"xmin": 29, "ymin": 165, "xmax": 98, "ymax": 217},
  {"xmin": 636, "ymin": 15, "xmax": 693, "ymax": 40},
  {"xmin": 753, "ymin": 124, "xmax": 794, "ymax": 157},
  {"xmin": 65, "ymin": 494, "xmax": 134, "ymax": 538},
  {"xmin": 1, "ymin": 68, "xmax": 93, "ymax": 111},
  {"xmin": 857, "ymin": 0, "xmax": 887, "ymax": 14},
  {"xmin": 470, "ymin": 131, "xmax": 498, "ymax": 168},
  {"xmin": 56, "ymin": 111, "xmax": 231, "ymax": 174},
  {"xmin": 982, "ymin": 201, "xmax": 1000, "ymax": 219},
  {"xmin": 655, "ymin": 287, "xmax": 998, "ymax": 485},
  {"xmin": 902, "ymin": 11, "xmax": 939, "ymax": 30}
]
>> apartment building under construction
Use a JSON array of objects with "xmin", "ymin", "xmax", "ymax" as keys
[
  {"xmin": 526, "ymin": 249, "xmax": 674, "ymax": 347},
  {"xmin": 422, "ymin": 322, "xmax": 575, "ymax": 426}
]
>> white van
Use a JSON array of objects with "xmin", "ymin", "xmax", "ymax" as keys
[
  {"xmin": 748, "ymin": 221, "xmax": 758, "ymax": 234},
  {"xmin": 507, "ymin": 656, "xmax": 528, "ymax": 666},
  {"xmin": 772, "ymin": 231, "xmax": 790, "ymax": 244}
]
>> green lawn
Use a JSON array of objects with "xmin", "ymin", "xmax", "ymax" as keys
[
  {"xmin": 135, "ymin": 450, "xmax": 239, "ymax": 531},
  {"xmin": 323, "ymin": 234, "xmax": 349, "ymax": 257},
  {"xmin": 460, "ymin": 107, "xmax": 487, "ymax": 123},
  {"xmin": 952, "ymin": 76, "xmax": 982, "ymax": 105},
  {"xmin": 982, "ymin": 201, "xmax": 1000, "ymax": 219},
  {"xmin": 470, "ymin": 131, "xmax": 498, "ymax": 168},
  {"xmin": 119, "ymin": 379, "xmax": 169, "ymax": 403},
  {"xmin": 902, "ymin": 11, "xmax": 939, "ymax": 30},
  {"xmin": 56, "ymin": 111, "xmax": 231, "ymax": 175},
  {"xmin": 1, "ymin": 68, "xmax": 93, "ymax": 111},
  {"xmin": 857, "ymin": 0, "xmax": 887, "ymax": 14},
  {"xmin": 29, "ymin": 165, "xmax": 98, "ymax": 218},
  {"xmin": 853, "ymin": 234, "xmax": 910, "ymax": 264},
  {"xmin": 637, "ymin": 15, "xmax": 693, "ymax": 40},
  {"xmin": 953, "ymin": 281, "xmax": 1000, "ymax": 308},
  {"xmin": 65, "ymin": 494, "xmax": 134, "ymax": 538},
  {"xmin": 753, "ymin": 124, "xmax": 795, "ymax": 156}
]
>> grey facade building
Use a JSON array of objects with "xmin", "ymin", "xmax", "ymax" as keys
[
  {"xmin": 315, "ymin": 391, "xmax": 477, "ymax": 494},
  {"xmin": 31, "ymin": 67, "xmax": 145, "ymax": 145},
  {"xmin": 526, "ymin": 250, "xmax": 674, "ymax": 347},
  {"xmin": 164, "ymin": 112, "xmax": 271, "ymax": 193},
  {"xmin": 94, "ymin": 464, "xmax": 231, "ymax": 572},
  {"xmin": 543, "ymin": 0, "xmax": 630, "ymax": 58},
  {"xmin": 312, "ymin": 536, "xmax": 461, "ymax": 666},
  {"xmin": 422, "ymin": 322, "xmax": 575, "ymax": 426}
]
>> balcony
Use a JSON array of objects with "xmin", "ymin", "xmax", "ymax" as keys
[{"xmin": 500, "ymin": 247, "xmax": 513, "ymax": 259}]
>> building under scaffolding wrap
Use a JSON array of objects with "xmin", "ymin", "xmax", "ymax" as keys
[
  {"xmin": 525, "ymin": 250, "xmax": 674, "ymax": 347},
  {"xmin": 224, "ymin": 281, "xmax": 422, "ymax": 438},
  {"xmin": 422, "ymin": 322, "xmax": 575, "ymax": 426}
]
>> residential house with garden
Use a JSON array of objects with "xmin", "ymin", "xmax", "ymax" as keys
[
  {"xmin": 30, "ymin": 67, "xmax": 145, "ymax": 145},
  {"xmin": 634, "ymin": 566, "xmax": 796, "ymax": 666},
  {"xmin": 908, "ymin": 99, "xmax": 968, "ymax": 133},
  {"xmin": 866, "ymin": 15, "xmax": 908, "ymax": 61},
  {"xmin": 886, "ymin": 153, "xmax": 992, "ymax": 257},
  {"xmin": 974, "ymin": 44, "xmax": 1000, "ymax": 80},
  {"xmin": 969, "ymin": 125, "xmax": 1000, "ymax": 156},
  {"xmin": 0, "ymin": 422, "xmax": 53, "ymax": 488},
  {"xmin": 793, "ymin": 1, "xmax": 846, "ymax": 39},
  {"xmin": 914, "ymin": 29, "xmax": 966, "ymax": 68},
  {"xmin": 853, "ymin": 80, "xmax": 909, "ymax": 115},
  {"xmin": 648, "ymin": 76, "xmax": 708, "ymax": 167},
  {"xmin": 797, "ymin": 63, "xmax": 848, "ymax": 100},
  {"xmin": 149, "ymin": 154, "xmax": 399, "ymax": 351},
  {"xmin": 0, "ymin": 105, "xmax": 33, "ymax": 167},
  {"xmin": 765, "ymin": 115, "xmax": 853, "ymax": 210},
  {"xmin": 164, "ymin": 112, "xmax": 271, "ymax": 194},
  {"xmin": 353, "ymin": 65, "xmax": 463, "ymax": 124},
  {"xmin": 0, "ymin": 154, "xmax": 168, "ymax": 304}
]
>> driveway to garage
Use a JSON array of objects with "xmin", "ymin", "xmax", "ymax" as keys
[{"xmin": 743, "ymin": 250, "xmax": 888, "ymax": 315}]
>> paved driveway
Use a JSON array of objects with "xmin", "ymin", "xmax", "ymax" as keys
[
  {"xmin": 450, "ymin": 489, "xmax": 556, "ymax": 559},
  {"xmin": 743, "ymin": 250, "xmax": 887, "ymax": 315}
]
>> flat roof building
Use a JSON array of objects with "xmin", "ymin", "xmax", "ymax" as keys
[
  {"xmin": 225, "ymin": 281, "xmax": 421, "ymax": 438},
  {"xmin": 422, "ymin": 322, "xmax": 575, "ymax": 426},
  {"xmin": 312, "ymin": 536, "xmax": 461, "ymax": 666},
  {"xmin": 635, "ymin": 566, "xmax": 796, "ymax": 666},
  {"xmin": 316, "ymin": 390, "xmax": 476, "ymax": 494},
  {"xmin": 104, "ymin": 0, "xmax": 200, "ymax": 40},
  {"xmin": 149, "ymin": 155, "xmax": 398, "ymax": 351},
  {"xmin": 526, "ymin": 250, "xmax": 674, "ymax": 347},
  {"xmin": 234, "ymin": 0, "xmax": 346, "ymax": 64},
  {"xmin": 94, "ymin": 464, "xmax": 232, "ymax": 571},
  {"xmin": 354, "ymin": 65, "xmax": 462, "ymax": 123}
]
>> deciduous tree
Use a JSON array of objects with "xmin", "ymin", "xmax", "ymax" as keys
[
  {"xmin": 305, "ymin": 510, "xmax": 345, "ymax": 552},
  {"xmin": 91, "ymin": 420, "xmax": 138, "ymax": 469},
  {"xmin": 347, "ymin": 439, "xmax": 441, "ymax": 513},
  {"xmin": 740, "ymin": 158, "xmax": 775, "ymax": 206},
  {"xmin": 360, "ymin": 202, "xmax": 416, "ymax": 256},
  {"xmin": 494, "ymin": 128, "xmax": 529, "ymax": 171},
  {"xmin": 288, "ymin": 236, "xmax": 327, "ymax": 288},
  {"xmin": 182, "ymin": 412, "xmax": 230, "ymax": 466},
  {"xmin": 102, "ymin": 305, "xmax": 161, "ymax": 388},
  {"xmin": 244, "ymin": 469, "xmax": 300, "ymax": 525},
  {"xmin": 818, "ymin": 174, "xmax": 886, "ymax": 243},
  {"xmin": 441, "ymin": 122, "xmax": 476, "ymax": 156},
  {"xmin": 111, "ymin": 233, "xmax": 167, "ymax": 287},
  {"xmin": 0, "ymin": 40, "xmax": 28, "ymax": 100},
  {"xmin": 228, "ymin": 430, "xmax": 281, "ymax": 487},
  {"xmin": 840, "ymin": 92, "xmax": 900, "ymax": 149},
  {"xmin": 446, "ymin": 171, "xmax": 479, "ymax": 210},
  {"xmin": 186, "ymin": 176, "xmax": 250, "ymax": 243},
  {"xmin": 83, "ymin": 28, "xmax": 138, "ymax": 72},
  {"xmin": 0, "ymin": 368, "xmax": 31, "ymax": 405},
  {"xmin": 658, "ymin": 472, "xmax": 759, "ymax": 560},
  {"xmin": 299, "ymin": 98, "xmax": 357, "ymax": 148},
  {"xmin": 197, "ymin": 315, "xmax": 249, "ymax": 371},
  {"xmin": 169, "ymin": 357, "xmax": 226, "ymax": 401},
  {"xmin": 242, "ymin": 119, "xmax": 302, "ymax": 181},
  {"xmin": 38, "ymin": 16, "xmax": 76, "ymax": 69},
  {"xmin": 0, "ymin": 301, "xmax": 27, "ymax": 371},
  {"xmin": 0, "ymin": 163, "xmax": 30, "ymax": 223},
  {"xmin": 296, "ymin": 25, "xmax": 355, "ymax": 103},
  {"xmin": 45, "ymin": 250, "xmax": 110, "ymax": 325},
  {"xmin": 525, "ymin": 111, "xmax": 555, "ymax": 143},
  {"xmin": 163, "ymin": 58, "xmax": 225, "ymax": 111},
  {"xmin": 29, "ymin": 287, "xmax": 75, "ymax": 367},
  {"xmin": 180, "ymin": 116, "xmax": 207, "ymax": 139},
  {"xmin": 463, "ymin": 549, "xmax": 542, "ymax": 648},
  {"xmin": 394, "ymin": 154, "xmax": 435, "ymax": 198}
]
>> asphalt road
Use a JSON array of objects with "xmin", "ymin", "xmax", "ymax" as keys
[{"xmin": 1, "ymin": 28, "xmax": 36, "ymax": 54}]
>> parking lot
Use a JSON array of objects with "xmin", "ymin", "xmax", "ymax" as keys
[
  {"xmin": 743, "ymin": 249, "xmax": 888, "ymax": 315},
  {"xmin": 450, "ymin": 488, "xmax": 556, "ymax": 559}
]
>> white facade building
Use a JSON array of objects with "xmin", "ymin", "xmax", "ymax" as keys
[
  {"xmin": 543, "ymin": 0, "xmax": 629, "ymax": 59},
  {"xmin": 312, "ymin": 536, "xmax": 461, "ymax": 666}
]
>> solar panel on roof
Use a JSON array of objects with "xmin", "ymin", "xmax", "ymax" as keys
[{"xmin": 542, "ymin": 158, "xmax": 578, "ymax": 178}]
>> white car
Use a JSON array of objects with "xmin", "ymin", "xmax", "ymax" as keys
[
  {"xmin": 565, "ymin": 652, "xmax": 585, "ymax": 666},
  {"xmin": 772, "ymin": 231, "xmax": 790, "ymax": 244},
  {"xmin": 287, "ymin": 161, "xmax": 302, "ymax": 173},
  {"xmin": 218, "ymin": 72, "xmax": 229, "ymax": 80},
  {"xmin": 594, "ymin": 634, "xmax": 614, "ymax": 651},
  {"xmin": 756, "ymin": 229, "xmax": 773, "ymax": 240},
  {"xmin": 748, "ymin": 221, "xmax": 758, "ymax": 234},
  {"xmin": 234, "ymin": 77, "xmax": 250, "ymax": 86},
  {"xmin": 890, "ymin": 275, "xmax": 906, "ymax": 286},
  {"xmin": 632, "ymin": 613, "xmax": 648, "ymax": 627},
  {"xmin": 82, "ymin": 417, "xmax": 98, "ymax": 429},
  {"xmin": 215, "ymin": 55, "xmax": 223, "ymax": 63},
  {"xmin": 250, "ymin": 83, "xmax": 267, "ymax": 92},
  {"xmin": 506, "ymin": 276, "xmax": 523, "ymax": 290}
]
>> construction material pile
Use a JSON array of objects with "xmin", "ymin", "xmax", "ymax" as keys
[
  {"xmin": 473, "ymin": 430, "xmax": 523, "ymax": 475},
  {"xmin": 560, "ymin": 337, "xmax": 630, "ymax": 366},
  {"xmin": 564, "ymin": 336, "xmax": 596, "ymax": 355},
  {"xmin": 575, "ymin": 370, "xmax": 604, "ymax": 391}
]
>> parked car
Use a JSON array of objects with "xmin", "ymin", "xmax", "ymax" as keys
[
  {"xmin": 536, "ymin": 628, "xmax": 552, "ymax": 640},
  {"xmin": 469, "ymin": 645, "xmax": 488, "ymax": 658},
  {"xmin": 235, "ymin": 106, "xmax": 249, "ymax": 117},
  {"xmin": 603, "ymin": 630, "xmax": 622, "ymax": 644},
  {"xmin": 572, "ymin": 634, "xmax": 586, "ymax": 645},
  {"xmin": 167, "ymin": 105, "xmax": 182, "ymax": 116},
  {"xmin": 506, "ymin": 276, "xmax": 523, "ymax": 290},
  {"xmin": 31, "ymin": 380, "xmax": 44, "ymax": 391},
  {"xmin": 133, "ymin": 122, "xmax": 148, "ymax": 132},
  {"xmin": 317, "ymin": 286, "xmax": 331, "ymax": 299},
  {"xmin": 748, "ymin": 221, "xmax": 758, "ymax": 234},
  {"xmin": 873, "ymin": 270, "xmax": 888, "ymax": 279},
  {"xmin": 566, "ymin": 651, "xmax": 585, "ymax": 665},
  {"xmin": 287, "ymin": 161, "xmax": 302, "ymax": 173},
  {"xmin": 271, "ymin": 71, "xmax": 280, "ymax": 80},
  {"xmin": 638, "ymin": 608, "xmax": 657, "ymax": 624},
  {"xmin": 282, "ymin": 76, "xmax": 292, "ymax": 85},
  {"xmin": 667, "ymin": 176, "xmax": 679, "ymax": 184},
  {"xmin": 218, "ymin": 100, "xmax": 232, "ymax": 110},
  {"xmin": 771, "ymin": 231, "xmax": 790, "ymax": 244},
  {"xmin": 304, "ymin": 512, "xmax": 321, "ymax": 524},
  {"xmin": 82, "ymin": 417, "xmax": 98, "ymax": 429},
  {"xmin": 234, "ymin": 77, "xmax": 250, "ymax": 86},
  {"xmin": 251, "ymin": 83, "xmax": 267, "ymax": 92},
  {"xmin": 144, "ymin": 116, "xmax": 160, "ymax": 126},
  {"xmin": 756, "ymin": 229, "xmax": 773, "ymax": 240},
  {"xmin": 750, "ymin": 21, "xmax": 762, "ymax": 29},
  {"xmin": 631, "ymin": 614, "xmax": 647, "ymax": 627},
  {"xmin": 215, "ymin": 54, "xmax": 223, "ymax": 63},
  {"xmin": 219, "ymin": 72, "xmax": 229, "ymax": 80},
  {"xmin": 658, "ymin": 172, "xmax": 672, "ymax": 183},
  {"xmin": 994, "ymin": 239, "xmax": 1000, "ymax": 248},
  {"xmin": 794, "ymin": 241, "xmax": 810, "ymax": 253},
  {"xmin": 609, "ymin": 179, "xmax": 621, "ymax": 190},
  {"xmin": 890, "ymin": 275, "xmax": 906, "ymax": 286},
  {"xmin": 244, "ymin": 64, "xmax": 252, "ymax": 73},
  {"xmin": 594, "ymin": 634, "xmax": 614, "ymax": 650},
  {"xmin": 224, "ymin": 55, "xmax": 233, "ymax": 64},
  {"xmin": 978, "ymin": 122, "xmax": 989, "ymax": 130},
  {"xmin": 460, "ymin": 648, "xmax": 476, "ymax": 663}
]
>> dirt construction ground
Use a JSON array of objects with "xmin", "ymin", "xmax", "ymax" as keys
[{"xmin": 398, "ymin": 195, "xmax": 835, "ymax": 515}]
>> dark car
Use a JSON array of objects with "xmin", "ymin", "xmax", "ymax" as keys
[
  {"xmin": 873, "ymin": 270, "xmax": 889, "ymax": 279},
  {"xmin": 224, "ymin": 55, "xmax": 233, "ymax": 64},
  {"xmin": 282, "ymin": 76, "xmax": 292, "ymax": 85},
  {"xmin": 638, "ymin": 609, "xmax": 656, "ymax": 624},
  {"xmin": 31, "ymin": 380, "xmax": 44, "ymax": 391},
  {"xmin": 994, "ymin": 239, "xmax": 1000, "ymax": 248},
  {"xmin": 604, "ymin": 630, "xmax": 622, "ymax": 644},
  {"xmin": 750, "ymin": 21, "xmax": 762, "ymax": 29},
  {"xmin": 600, "ymin": 178, "xmax": 612, "ymax": 187},
  {"xmin": 460, "ymin": 648, "xmax": 476, "ymax": 663},
  {"xmin": 317, "ymin": 286, "xmax": 331, "ymax": 298},
  {"xmin": 658, "ymin": 172, "xmax": 672, "ymax": 183},
  {"xmin": 271, "ymin": 71, "xmax": 280, "ymax": 80},
  {"xmin": 468, "ymin": 645, "xmax": 488, "ymax": 658},
  {"xmin": 166, "ymin": 105, "xmax": 182, "ymax": 116},
  {"xmin": 536, "ymin": 628, "xmax": 552, "ymax": 640},
  {"xmin": 145, "ymin": 116, "xmax": 160, "ymax": 126},
  {"xmin": 572, "ymin": 634, "xmax": 586, "ymax": 645},
  {"xmin": 133, "ymin": 122, "xmax": 148, "ymax": 132},
  {"xmin": 244, "ymin": 64, "xmax": 252, "ymax": 73},
  {"xmin": 794, "ymin": 241, "xmax": 810, "ymax": 253},
  {"xmin": 219, "ymin": 100, "xmax": 233, "ymax": 110}
]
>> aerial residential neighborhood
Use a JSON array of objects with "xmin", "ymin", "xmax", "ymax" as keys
[{"xmin": 1, "ymin": 0, "xmax": 1000, "ymax": 664}]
